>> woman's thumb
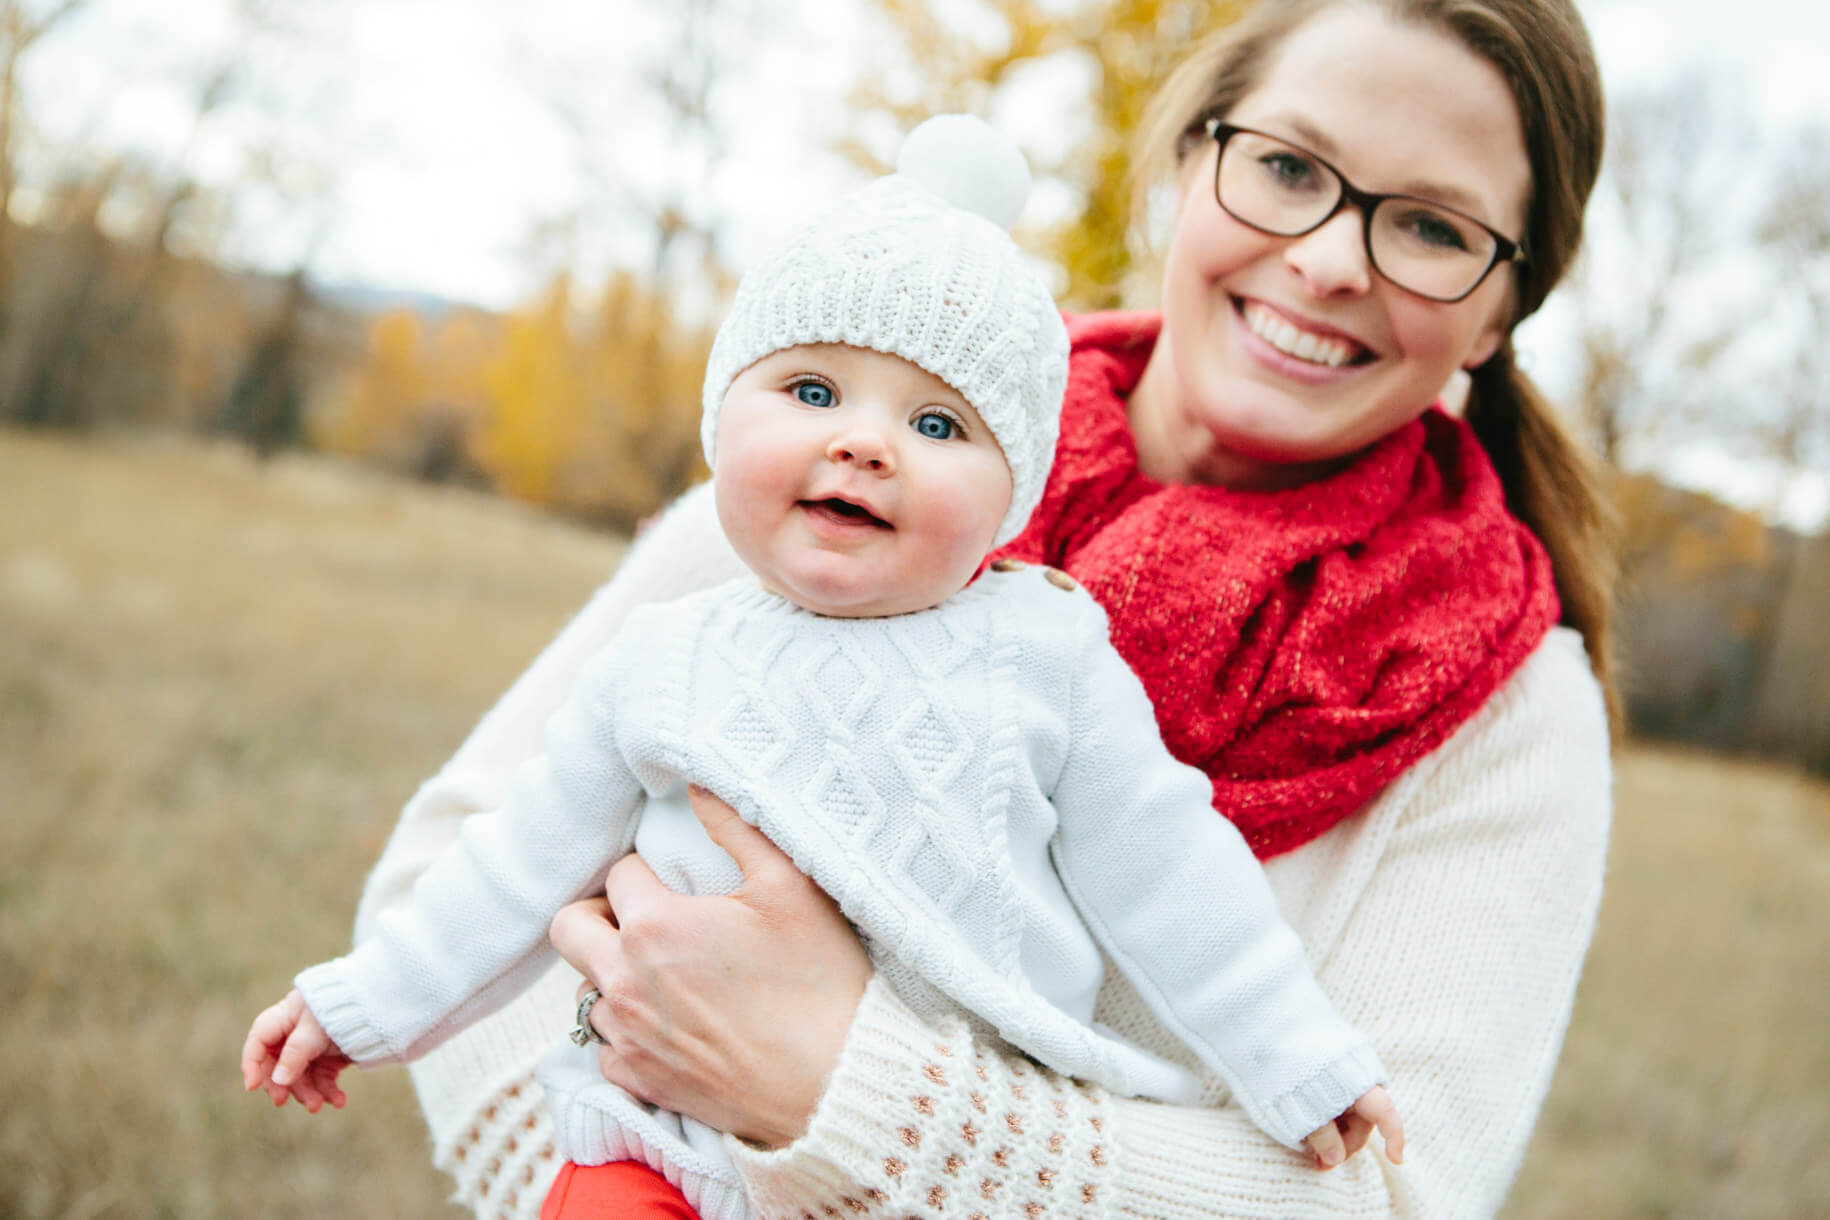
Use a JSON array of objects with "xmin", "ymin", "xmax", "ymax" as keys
[{"xmin": 686, "ymin": 784, "xmax": 782, "ymax": 879}]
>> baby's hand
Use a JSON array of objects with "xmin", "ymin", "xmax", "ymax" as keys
[
  {"xmin": 1304, "ymin": 1085, "xmax": 1404, "ymax": 1170},
  {"xmin": 241, "ymin": 989, "xmax": 352, "ymax": 1114}
]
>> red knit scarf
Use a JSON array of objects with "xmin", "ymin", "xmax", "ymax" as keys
[{"xmin": 992, "ymin": 311, "xmax": 1561, "ymax": 859}]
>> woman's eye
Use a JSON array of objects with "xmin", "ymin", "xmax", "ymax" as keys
[
  {"xmin": 793, "ymin": 381, "xmax": 835, "ymax": 407},
  {"xmin": 914, "ymin": 412, "xmax": 956, "ymax": 440},
  {"xmin": 1260, "ymin": 151, "xmax": 1319, "ymax": 191},
  {"xmin": 1402, "ymin": 208, "xmax": 1473, "ymax": 252}
]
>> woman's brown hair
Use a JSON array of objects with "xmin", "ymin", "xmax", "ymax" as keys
[{"xmin": 1131, "ymin": 0, "xmax": 1622, "ymax": 730}]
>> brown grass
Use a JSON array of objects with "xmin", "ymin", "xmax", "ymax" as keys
[{"xmin": 3, "ymin": 428, "xmax": 1826, "ymax": 1219}]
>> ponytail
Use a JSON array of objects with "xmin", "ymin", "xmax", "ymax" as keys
[{"xmin": 1468, "ymin": 342, "xmax": 1622, "ymax": 735}]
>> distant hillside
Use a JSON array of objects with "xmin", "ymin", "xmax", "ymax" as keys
[{"xmin": 1614, "ymin": 470, "xmax": 1829, "ymax": 774}]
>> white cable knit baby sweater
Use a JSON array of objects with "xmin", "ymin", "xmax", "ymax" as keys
[
  {"xmin": 352, "ymin": 483, "xmax": 1613, "ymax": 1220},
  {"xmin": 302, "ymin": 561, "xmax": 1385, "ymax": 1220}
]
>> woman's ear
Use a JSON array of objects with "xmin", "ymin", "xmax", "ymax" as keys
[
  {"xmin": 1461, "ymin": 329, "xmax": 1504, "ymax": 372},
  {"xmin": 1461, "ymin": 299, "xmax": 1511, "ymax": 372}
]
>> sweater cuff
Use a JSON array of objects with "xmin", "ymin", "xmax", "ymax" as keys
[
  {"xmin": 1106, "ymin": 1091, "xmax": 1397, "ymax": 1217},
  {"xmin": 1258, "ymin": 1041, "xmax": 1388, "ymax": 1151},
  {"xmin": 725, "ymin": 974, "xmax": 945, "ymax": 1212},
  {"xmin": 729, "ymin": 976, "xmax": 1116, "ymax": 1219},
  {"xmin": 295, "ymin": 959, "xmax": 396, "ymax": 1065}
]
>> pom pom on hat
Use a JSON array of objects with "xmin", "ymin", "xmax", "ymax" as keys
[
  {"xmin": 895, "ymin": 113, "xmax": 1031, "ymax": 230},
  {"xmin": 701, "ymin": 114, "xmax": 1069, "ymax": 549}
]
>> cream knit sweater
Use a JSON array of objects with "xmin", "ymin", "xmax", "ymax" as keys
[{"xmin": 353, "ymin": 482, "xmax": 1612, "ymax": 1220}]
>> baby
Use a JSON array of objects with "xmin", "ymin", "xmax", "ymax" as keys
[{"xmin": 243, "ymin": 116, "xmax": 1402, "ymax": 1219}]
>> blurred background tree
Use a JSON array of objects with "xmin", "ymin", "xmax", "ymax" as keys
[
  {"xmin": 0, "ymin": 0, "xmax": 1824, "ymax": 768},
  {"xmin": 841, "ymin": 0, "xmax": 1251, "ymax": 310}
]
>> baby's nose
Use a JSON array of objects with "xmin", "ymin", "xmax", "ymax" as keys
[{"xmin": 827, "ymin": 429, "xmax": 895, "ymax": 473}]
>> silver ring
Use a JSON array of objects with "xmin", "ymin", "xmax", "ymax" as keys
[{"xmin": 569, "ymin": 987, "xmax": 609, "ymax": 1047}]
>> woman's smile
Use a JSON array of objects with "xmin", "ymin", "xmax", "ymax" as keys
[
  {"xmin": 1236, "ymin": 298, "xmax": 1369, "ymax": 369},
  {"xmin": 1232, "ymin": 297, "xmax": 1374, "ymax": 388},
  {"xmin": 1129, "ymin": 5, "xmax": 1529, "ymax": 484}
]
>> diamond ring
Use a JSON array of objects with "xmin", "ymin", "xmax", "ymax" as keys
[{"xmin": 570, "ymin": 987, "xmax": 609, "ymax": 1047}]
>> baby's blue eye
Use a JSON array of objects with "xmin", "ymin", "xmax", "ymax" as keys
[
  {"xmin": 794, "ymin": 382, "xmax": 835, "ymax": 407},
  {"xmin": 914, "ymin": 413, "xmax": 955, "ymax": 440}
]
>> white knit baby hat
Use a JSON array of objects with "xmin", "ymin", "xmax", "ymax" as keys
[{"xmin": 700, "ymin": 114, "xmax": 1069, "ymax": 547}]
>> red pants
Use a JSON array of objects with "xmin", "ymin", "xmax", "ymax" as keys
[{"xmin": 540, "ymin": 1161, "xmax": 700, "ymax": 1219}]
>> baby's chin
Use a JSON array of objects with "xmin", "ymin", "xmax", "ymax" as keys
[{"xmin": 767, "ymin": 573, "xmax": 971, "ymax": 619}]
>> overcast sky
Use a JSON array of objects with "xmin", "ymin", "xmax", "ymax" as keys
[{"xmin": 23, "ymin": 0, "xmax": 1828, "ymax": 306}]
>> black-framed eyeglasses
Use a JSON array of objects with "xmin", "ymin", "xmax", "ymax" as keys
[{"xmin": 1202, "ymin": 119, "xmax": 1527, "ymax": 303}]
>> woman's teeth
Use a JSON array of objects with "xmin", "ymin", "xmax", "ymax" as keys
[{"xmin": 1241, "ymin": 302, "xmax": 1359, "ymax": 368}]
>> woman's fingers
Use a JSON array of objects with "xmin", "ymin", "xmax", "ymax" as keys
[
  {"xmin": 550, "ymin": 895, "xmax": 632, "ymax": 1066},
  {"xmin": 536, "ymin": 787, "xmax": 874, "ymax": 1145},
  {"xmin": 686, "ymin": 784, "xmax": 791, "ymax": 885},
  {"xmin": 549, "ymin": 896, "xmax": 617, "ymax": 967},
  {"xmin": 603, "ymin": 851, "xmax": 670, "ymax": 934}
]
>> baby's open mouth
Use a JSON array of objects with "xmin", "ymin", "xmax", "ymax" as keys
[{"xmin": 802, "ymin": 497, "xmax": 891, "ymax": 528}]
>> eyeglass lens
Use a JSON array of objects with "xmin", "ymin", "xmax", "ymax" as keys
[{"xmin": 1216, "ymin": 130, "xmax": 1499, "ymax": 301}]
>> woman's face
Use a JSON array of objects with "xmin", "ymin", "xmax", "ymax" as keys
[{"xmin": 1144, "ymin": 5, "xmax": 1532, "ymax": 483}]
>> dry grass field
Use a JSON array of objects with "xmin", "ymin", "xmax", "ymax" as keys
[{"xmin": 3, "ymin": 427, "xmax": 1827, "ymax": 1219}]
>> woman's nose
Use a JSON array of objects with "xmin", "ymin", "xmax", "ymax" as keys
[
  {"xmin": 827, "ymin": 425, "xmax": 896, "ymax": 474},
  {"xmin": 1283, "ymin": 208, "xmax": 1373, "ymax": 297}
]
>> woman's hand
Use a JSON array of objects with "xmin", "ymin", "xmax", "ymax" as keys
[{"xmin": 548, "ymin": 785, "xmax": 873, "ymax": 1148}]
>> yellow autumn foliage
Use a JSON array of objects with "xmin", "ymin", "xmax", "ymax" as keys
[
  {"xmin": 848, "ymin": 0, "xmax": 1252, "ymax": 310},
  {"xmin": 314, "ymin": 271, "xmax": 710, "ymax": 531},
  {"xmin": 313, "ymin": 310, "xmax": 429, "ymax": 462}
]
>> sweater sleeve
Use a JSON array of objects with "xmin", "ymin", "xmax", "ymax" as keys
[
  {"xmin": 352, "ymin": 482, "xmax": 737, "ymax": 944},
  {"xmin": 727, "ymin": 630, "xmax": 1612, "ymax": 1219},
  {"xmin": 348, "ymin": 482, "xmax": 741, "ymax": 1220},
  {"xmin": 1046, "ymin": 604, "xmax": 1383, "ymax": 1149},
  {"xmin": 297, "ymin": 635, "xmax": 651, "ymax": 1067}
]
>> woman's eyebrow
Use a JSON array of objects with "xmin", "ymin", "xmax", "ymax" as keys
[{"xmin": 1263, "ymin": 112, "xmax": 1492, "ymax": 218}]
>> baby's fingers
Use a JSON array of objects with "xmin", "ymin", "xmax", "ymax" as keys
[
  {"xmin": 288, "ymin": 1071, "xmax": 328, "ymax": 1114},
  {"xmin": 307, "ymin": 1057, "xmax": 349, "ymax": 1110},
  {"xmin": 241, "ymin": 1003, "xmax": 293, "ymax": 1091},
  {"xmin": 1336, "ymin": 1110, "xmax": 1374, "ymax": 1162},
  {"xmin": 270, "ymin": 1019, "xmax": 329, "ymax": 1090},
  {"xmin": 1305, "ymin": 1121, "xmax": 1348, "ymax": 1170},
  {"xmin": 1355, "ymin": 1087, "xmax": 1405, "ymax": 1164}
]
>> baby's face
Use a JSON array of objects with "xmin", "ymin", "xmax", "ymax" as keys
[{"xmin": 713, "ymin": 344, "xmax": 1013, "ymax": 618}]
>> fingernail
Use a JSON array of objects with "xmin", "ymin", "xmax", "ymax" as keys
[
  {"xmin": 1324, "ymin": 1147, "xmax": 1344, "ymax": 1167},
  {"xmin": 272, "ymin": 1067, "xmax": 292, "ymax": 1087}
]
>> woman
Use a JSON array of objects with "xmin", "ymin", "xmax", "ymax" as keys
[{"xmin": 356, "ymin": 0, "xmax": 1616, "ymax": 1215}]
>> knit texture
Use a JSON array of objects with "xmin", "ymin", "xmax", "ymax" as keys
[
  {"xmin": 991, "ymin": 310, "xmax": 1562, "ymax": 858},
  {"xmin": 700, "ymin": 116, "xmax": 1068, "ymax": 547},
  {"xmin": 730, "ymin": 976, "xmax": 1115, "ymax": 1219},
  {"xmin": 304, "ymin": 564, "xmax": 1385, "ymax": 1202},
  {"xmin": 356, "ymin": 485, "xmax": 1611, "ymax": 1218},
  {"xmin": 731, "ymin": 627, "xmax": 1612, "ymax": 1218},
  {"xmin": 350, "ymin": 486, "xmax": 746, "ymax": 1220}
]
